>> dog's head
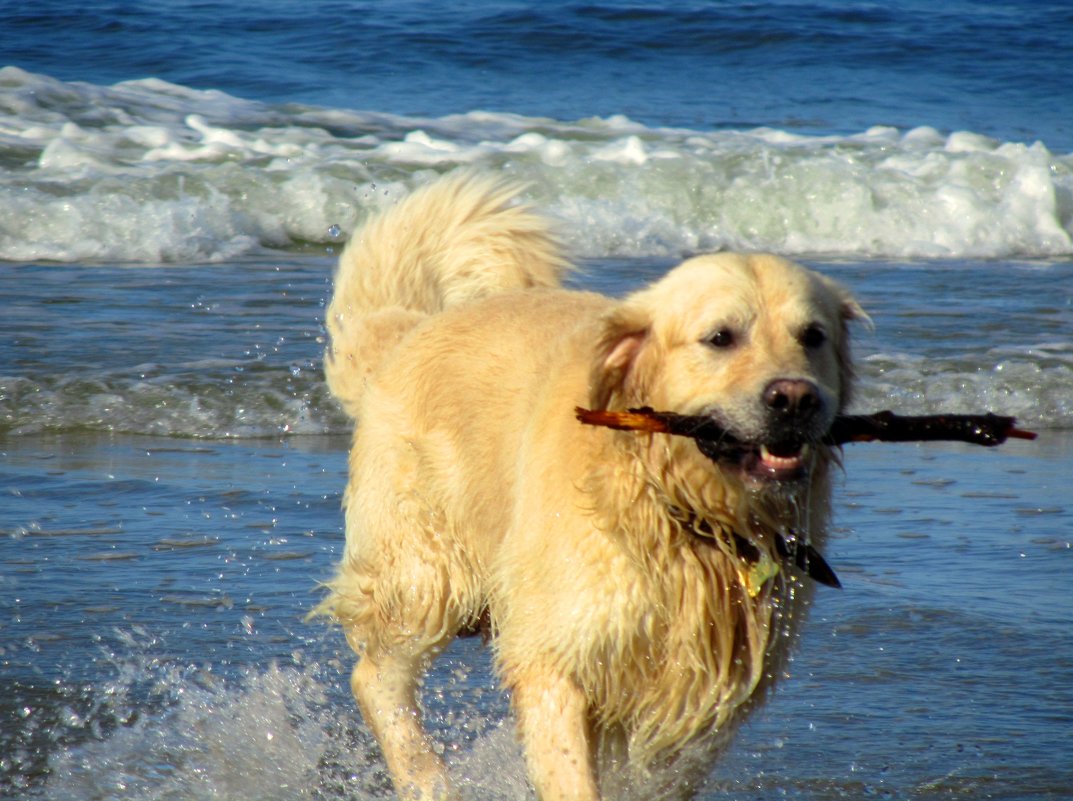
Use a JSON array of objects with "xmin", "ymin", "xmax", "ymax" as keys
[{"xmin": 590, "ymin": 253, "xmax": 866, "ymax": 484}]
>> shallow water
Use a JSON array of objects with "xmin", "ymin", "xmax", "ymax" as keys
[
  {"xmin": 3, "ymin": 257, "xmax": 1072, "ymax": 439},
  {"xmin": 2, "ymin": 429, "xmax": 1069, "ymax": 800},
  {"xmin": 3, "ymin": 254, "xmax": 1072, "ymax": 800}
]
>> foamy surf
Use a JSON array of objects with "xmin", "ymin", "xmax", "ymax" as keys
[
  {"xmin": 2, "ymin": 67, "xmax": 1071, "ymax": 264},
  {"xmin": 11, "ymin": 632, "xmax": 530, "ymax": 801},
  {"xmin": 854, "ymin": 343, "xmax": 1073, "ymax": 425}
]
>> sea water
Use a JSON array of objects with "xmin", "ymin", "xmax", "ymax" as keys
[{"xmin": 2, "ymin": 1, "xmax": 1072, "ymax": 799}]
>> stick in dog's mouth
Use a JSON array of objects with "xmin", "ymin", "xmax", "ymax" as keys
[
  {"xmin": 575, "ymin": 406, "xmax": 1037, "ymax": 458},
  {"xmin": 576, "ymin": 406, "xmax": 1036, "ymax": 589}
]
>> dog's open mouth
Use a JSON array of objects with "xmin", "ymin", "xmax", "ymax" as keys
[
  {"xmin": 576, "ymin": 406, "xmax": 1036, "ymax": 484},
  {"xmin": 691, "ymin": 439, "xmax": 815, "ymax": 482},
  {"xmin": 713, "ymin": 440, "xmax": 812, "ymax": 482},
  {"xmin": 751, "ymin": 442, "xmax": 810, "ymax": 481}
]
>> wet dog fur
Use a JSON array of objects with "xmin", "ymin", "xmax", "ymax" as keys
[{"xmin": 311, "ymin": 172, "xmax": 864, "ymax": 800}]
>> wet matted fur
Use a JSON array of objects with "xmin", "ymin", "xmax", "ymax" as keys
[{"xmin": 311, "ymin": 172, "xmax": 864, "ymax": 800}]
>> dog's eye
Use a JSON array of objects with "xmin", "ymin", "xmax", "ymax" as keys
[
  {"xmin": 800, "ymin": 324, "xmax": 827, "ymax": 349},
  {"xmin": 706, "ymin": 328, "xmax": 736, "ymax": 349}
]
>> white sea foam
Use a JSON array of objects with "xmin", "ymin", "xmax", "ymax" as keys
[
  {"xmin": 2, "ymin": 67, "xmax": 1071, "ymax": 264},
  {"xmin": 853, "ymin": 343, "xmax": 1073, "ymax": 430},
  {"xmin": 2, "ymin": 68, "xmax": 1070, "ymax": 438},
  {"xmin": 4, "ymin": 341, "xmax": 1070, "ymax": 438},
  {"xmin": 0, "ymin": 368, "xmax": 346, "ymax": 439}
]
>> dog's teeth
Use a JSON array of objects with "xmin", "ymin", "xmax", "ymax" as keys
[{"xmin": 760, "ymin": 444, "xmax": 806, "ymax": 468}]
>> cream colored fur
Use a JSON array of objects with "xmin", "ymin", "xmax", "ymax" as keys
[
  {"xmin": 323, "ymin": 172, "xmax": 568, "ymax": 419},
  {"xmin": 312, "ymin": 171, "xmax": 863, "ymax": 801}
]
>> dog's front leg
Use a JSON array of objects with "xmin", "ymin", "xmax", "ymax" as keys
[
  {"xmin": 351, "ymin": 654, "xmax": 453, "ymax": 800},
  {"xmin": 512, "ymin": 669, "xmax": 600, "ymax": 801}
]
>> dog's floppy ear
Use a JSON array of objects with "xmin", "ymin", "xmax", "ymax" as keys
[
  {"xmin": 834, "ymin": 285, "xmax": 869, "ymax": 331},
  {"xmin": 589, "ymin": 303, "xmax": 650, "ymax": 410},
  {"xmin": 820, "ymin": 276, "xmax": 871, "ymax": 410}
]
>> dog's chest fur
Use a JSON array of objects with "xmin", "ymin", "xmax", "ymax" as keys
[{"xmin": 547, "ymin": 458, "xmax": 823, "ymax": 764}]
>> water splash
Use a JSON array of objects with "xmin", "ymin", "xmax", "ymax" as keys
[{"xmin": 10, "ymin": 632, "xmax": 532, "ymax": 801}]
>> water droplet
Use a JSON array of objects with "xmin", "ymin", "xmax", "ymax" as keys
[{"xmin": 327, "ymin": 224, "xmax": 341, "ymax": 239}]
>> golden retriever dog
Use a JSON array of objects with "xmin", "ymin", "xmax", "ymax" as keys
[{"xmin": 312, "ymin": 172, "xmax": 864, "ymax": 800}]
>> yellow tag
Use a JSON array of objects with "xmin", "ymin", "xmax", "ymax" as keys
[{"xmin": 741, "ymin": 552, "xmax": 780, "ymax": 597}]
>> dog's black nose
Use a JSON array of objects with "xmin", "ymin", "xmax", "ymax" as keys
[{"xmin": 763, "ymin": 378, "xmax": 821, "ymax": 423}]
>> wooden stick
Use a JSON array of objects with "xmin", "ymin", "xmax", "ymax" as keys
[
  {"xmin": 575, "ymin": 407, "xmax": 1036, "ymax": 455},
  {"xmin": 574, "ymin": 406, "xmax": 1035, "ymax": 590}
]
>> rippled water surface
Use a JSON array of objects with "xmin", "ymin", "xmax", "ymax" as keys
[{"xmin": 3, "ymin": 255, "xmax": 1071, "ymax": 800}]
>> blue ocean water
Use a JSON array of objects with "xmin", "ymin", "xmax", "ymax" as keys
[
  {"xmin": 2, "ymin": 2, "xmax": 1072, "ymax": 800},
  {"xmin": 4, "ymin": 0, "xmax": 1073, "ymax": 147}
]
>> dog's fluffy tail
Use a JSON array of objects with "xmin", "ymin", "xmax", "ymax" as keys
[{"xmin": 323, "ymin": 172, "xmax": 569, "ymax": 419}]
